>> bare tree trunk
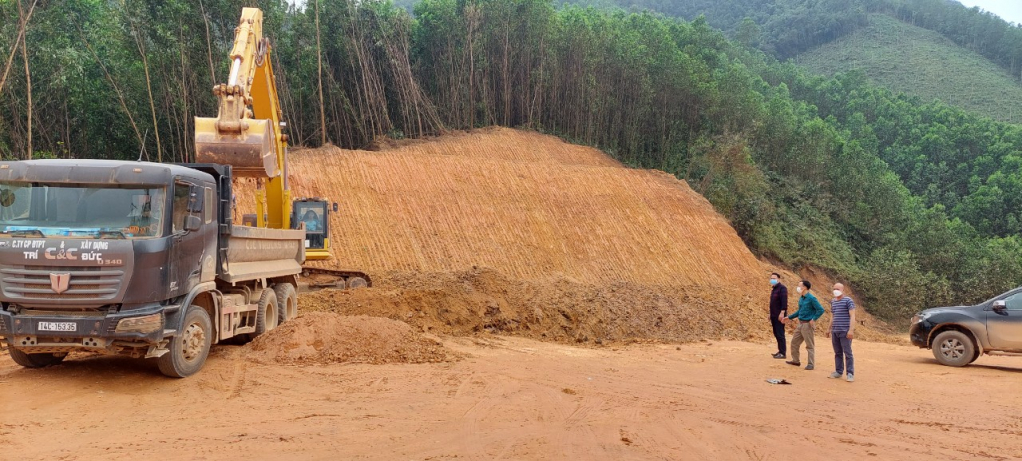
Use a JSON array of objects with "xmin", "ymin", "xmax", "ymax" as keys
[
  {"xmin": 80, "ymin": 28, "xmax": 144, "ymax": 148},
  {"xmin": 131, "ymin": 22, "xmax": 163, "ymax": 162},
  {"xmin": 316, "ymin": 0, "xmax": 327, "ymax": 145},
  {"xmin": 466, "ymin": 4, "xmax": 480, "ymax": 129},
  {"xmin": 198, "ymin": 0, "xmax": 217, "ymax": 85},
  {"xmin": 18, "ymin": 0, "xmax": 31, "ymax": 159},
  {"xmin": 0, "ymin": 0, "xmax": 36, "ymax": 96},
  {"xmin": 178, "ymin": 31, "xmax": 191, "ymax": 163},
  {"xmin": 502, "ymin": 19, "xmax": 511, "ymax": 126}
]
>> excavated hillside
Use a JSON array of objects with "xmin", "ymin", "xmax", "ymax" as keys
[{"xmin": 237, "ymin": 127, "xmax": 890, "ymax": 345}]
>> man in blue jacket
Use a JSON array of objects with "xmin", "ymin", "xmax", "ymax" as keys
[{"xmin": 782, "ymin": 280, "xmax": 825, "ymax": 370}]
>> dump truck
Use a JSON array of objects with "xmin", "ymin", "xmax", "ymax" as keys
[
  {"xmin": 0, "ymin": 160, "xmax": 303, "ymax": 377},
  {"xmin": 0, "ymin": 7, "xmax": 369, "ymax": 378}
]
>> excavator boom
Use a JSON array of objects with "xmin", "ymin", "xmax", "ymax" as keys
[
  {"xmin": 194, "ymin": 7, "xmax": 290, "ymax": 229},
  {"xmin": 194, "ymin": 7, "xmax": 369, "ymax": 287}
]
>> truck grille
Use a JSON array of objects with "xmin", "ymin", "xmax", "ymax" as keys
[{"xmin": 0, "ymin": 265, "xmax": 124, "ymax": 302}]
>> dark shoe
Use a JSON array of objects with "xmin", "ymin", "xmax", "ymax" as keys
[
  {"xmin": 804, "ymin": 365, "xmax": 814, "ymax": 371},
  {"xmin": 772, "ymin": 353, "xmax": 786, "ymax": 359},
  {"xmin": 785, "ymin": 360, "xmax": 801, "ymax": 366}
]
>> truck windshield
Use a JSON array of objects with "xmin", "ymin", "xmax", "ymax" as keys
[{"xmin": 0, "ymin": 181, "xmax": 167, "ymax": 239}]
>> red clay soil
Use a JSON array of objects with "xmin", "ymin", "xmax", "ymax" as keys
[{"xmin": 236, "ymin": 127, "xmax": 892, "ymax": 342}]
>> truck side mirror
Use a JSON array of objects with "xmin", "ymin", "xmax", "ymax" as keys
[
  {"xmin": 993, "ymin": 300, "xmax": 1007, "ymax": 311},
  {"xmin": 333, "ymin": 202, "xmax": 338, "ymax": 212},
  {"xmin": 184, "ymin": 215, "xmax": 202, "ymax": 232},
  {"xmin": 187, "ymin": 186, "xmax": 203, "ymax": 213}
]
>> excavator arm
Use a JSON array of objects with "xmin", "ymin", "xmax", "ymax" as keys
[
  {"xmin": 195, "ymin": 7, "xmax": 291, "ymax": 230},
  {"xmin": 195, "ymin": 7, "xmax": 370, "ymax": 289}
]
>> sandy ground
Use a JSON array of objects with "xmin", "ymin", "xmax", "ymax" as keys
[{"xmin": 2, "ymin": 336, "xmax": 1020, "ymax": 460}]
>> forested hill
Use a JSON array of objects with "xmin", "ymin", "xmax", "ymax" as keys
[
  {"xmin": 3, "ymin": 0, "xmax": 1022, "ymax": 321},
  {"xmin": 562, "ymin": 0, "xmax": 1022, "ymax": 76},
  {"xmin": 795, "ymin": 13, "xmax": 1022, "ymax": 123},
  {"xmin": 562, "ymin": 0, "xmax": 1022, "ymax": 119}
]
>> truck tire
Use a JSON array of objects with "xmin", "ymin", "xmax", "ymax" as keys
[
  {"xmin": 157, "ymin": 305, "xmax": 213, "ymax": 378},
  {"xmin": 254, "ymin": 289, "xmax": 279, "ymax": 336},
  {"xmin": 274, "ymin": 283, "xmax": 298, "ymax": 323},
  {"xmin": 932, "ymin": 330, "xmax": 975, "ymax": 367},
  {"xmin": 9, "ymin": 348, "xmax": 66, "ymax": 368}
]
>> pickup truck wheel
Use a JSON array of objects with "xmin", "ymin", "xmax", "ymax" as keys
[
  {"xmin": 932, "ymin": 330, "xmax": 975, "ymax": 367},
  {"xmin": 254, "ymin": 289, "xmax": 279, "ymax": 336},
  {"xmin": 9, "ymin": 348, "xmax": 67, "ymax": 368},
  {"xmin": 274, "ymin": 283, "xmax": 298, "ymax": 323},
  {"xmin": 157, "ymin": 305, "xmax": 212, "ymax": 378}
]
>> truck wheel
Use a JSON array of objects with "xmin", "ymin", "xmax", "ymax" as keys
[
  {"xmin": 274, "ymin": 283, "xmax": 298, "ymax": 323},
  {"xmin": 932, "ymin": 330, "xmax": 975, "ymax": 367},
  {"xmin": 9, "ymin": 348, "xmax": 67, "ymax": 368},
  {"xmin": 157, "ymin": 305, "xmax": 212, "ymax": 378},
  {"xmin": 254, "ymin": 289, "xmax": 279, "ymax": 336}
]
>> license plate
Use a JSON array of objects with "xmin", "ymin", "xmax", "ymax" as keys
[{"xmin": 38, "ymin": 322, "xmax": 77, "ymax": 332}]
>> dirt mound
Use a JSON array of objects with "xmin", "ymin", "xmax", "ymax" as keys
[
  {"xmin": 299, "ymin": 267, "xmax": 759, "ymax": 343},
  {"xmin": 246, "ymin": 312, "xmax": 454, "ymax": 365},
  {"xmin": 297, "ymin": 268, "xmax": 896, "ymax": 344}
]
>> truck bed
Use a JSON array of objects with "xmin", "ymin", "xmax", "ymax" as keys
[{"xmin": 220, "ymin": 225, "xmax": 306, "ymax": 283}]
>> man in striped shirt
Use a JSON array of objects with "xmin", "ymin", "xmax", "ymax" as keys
[{"xmin": 827, "ymin": 282, "xmax": 856, "ymax": 382}]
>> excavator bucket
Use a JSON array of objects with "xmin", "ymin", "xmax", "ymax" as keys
[{"xmin": 194, "ymin": 116, "xmax": 280, "ymax": 178}]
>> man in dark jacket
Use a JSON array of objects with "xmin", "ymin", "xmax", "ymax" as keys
[{"xmin": 769, "ymin": 273, "xmax": 788, "ymax": 359}]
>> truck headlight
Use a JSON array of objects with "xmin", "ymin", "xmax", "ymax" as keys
[
  {"xmin": 912, "ymin": 312, "xmax": 930, "ymax": 324},
  {"xmin": 115, "ymin": 313, "xmax": 163, "ymax": 334}
]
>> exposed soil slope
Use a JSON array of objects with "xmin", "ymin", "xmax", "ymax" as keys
[
  {"xmin": 243, "ymin": 127, "xmax": 766, "ymax": 287},
  {"xmin": 237, "ymin": 127, "xmax": 890, "ymax": 342}
]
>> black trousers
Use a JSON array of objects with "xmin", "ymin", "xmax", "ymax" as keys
[{"xmin": 770, "ymin": 316, "xmax": 786, "ymax": 355}]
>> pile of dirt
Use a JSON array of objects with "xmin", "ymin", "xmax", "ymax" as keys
[
  {"xmin": 246, "ymin": 312, "xmax": 454, "ymax": 365},
  {"xmin": 297, "ymin": 268, "xmax": 897, "ymax": 344}
]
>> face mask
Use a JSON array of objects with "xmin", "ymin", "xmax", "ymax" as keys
[
  {"xmin": 796, "ymin": 287, "xmax": 803, "ymax": 293},
  {"xmin": 833, "ymin": 290, "xmax": 842, "ymax": 297},
  {"xmin": 770, "ymin": 279, "xmax": 778, "ymax": 286}
]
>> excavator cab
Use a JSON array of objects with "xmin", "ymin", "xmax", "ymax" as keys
[{"xmin": 292, "ymin": 198, "xmax": 332, "ymax": 260}]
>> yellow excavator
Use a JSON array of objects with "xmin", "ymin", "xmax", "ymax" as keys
[{"xmin": 194, "ymin": 7, "xmax": 368, "ymax": 288}]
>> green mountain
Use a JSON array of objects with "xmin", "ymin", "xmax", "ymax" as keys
[{"xmin": 795, "ymin": 14, "xmax": 1022, "ymax": 124}]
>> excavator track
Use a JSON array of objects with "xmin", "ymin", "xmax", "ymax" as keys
[{"xmin": 299, "ymin": 267, "xmax": 372, "ymax": 291}]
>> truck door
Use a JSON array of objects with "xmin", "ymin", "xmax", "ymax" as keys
[
  {"xmin": 986, "ymin": 291, "xmax": 1022, "ymax": 351},
  {"xmin": 168, "ymin": 179, "xmax": 209, "ymax": 297}
]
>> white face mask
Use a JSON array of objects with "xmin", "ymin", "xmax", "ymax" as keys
[
  {"xmin": 833, "ymin": 290, "xmax": 843, "ymax": 297},
  {"xmin": 796, "ymin": 286, "xmax": 803, "ymax": 293}
]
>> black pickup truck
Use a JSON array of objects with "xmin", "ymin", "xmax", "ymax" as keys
[{"xmin": 910, "ymin": 287, "xmax": 1022, "ymax": 366}]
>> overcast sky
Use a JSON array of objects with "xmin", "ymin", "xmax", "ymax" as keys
[{"xmin": 957, "ymin": 1, "xmax": 1022, "ymax": 25}]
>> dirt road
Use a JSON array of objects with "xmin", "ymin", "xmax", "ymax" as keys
[{"xmin": 2, "ymin": 336, "xmax": 1019, "ymax": 460}]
